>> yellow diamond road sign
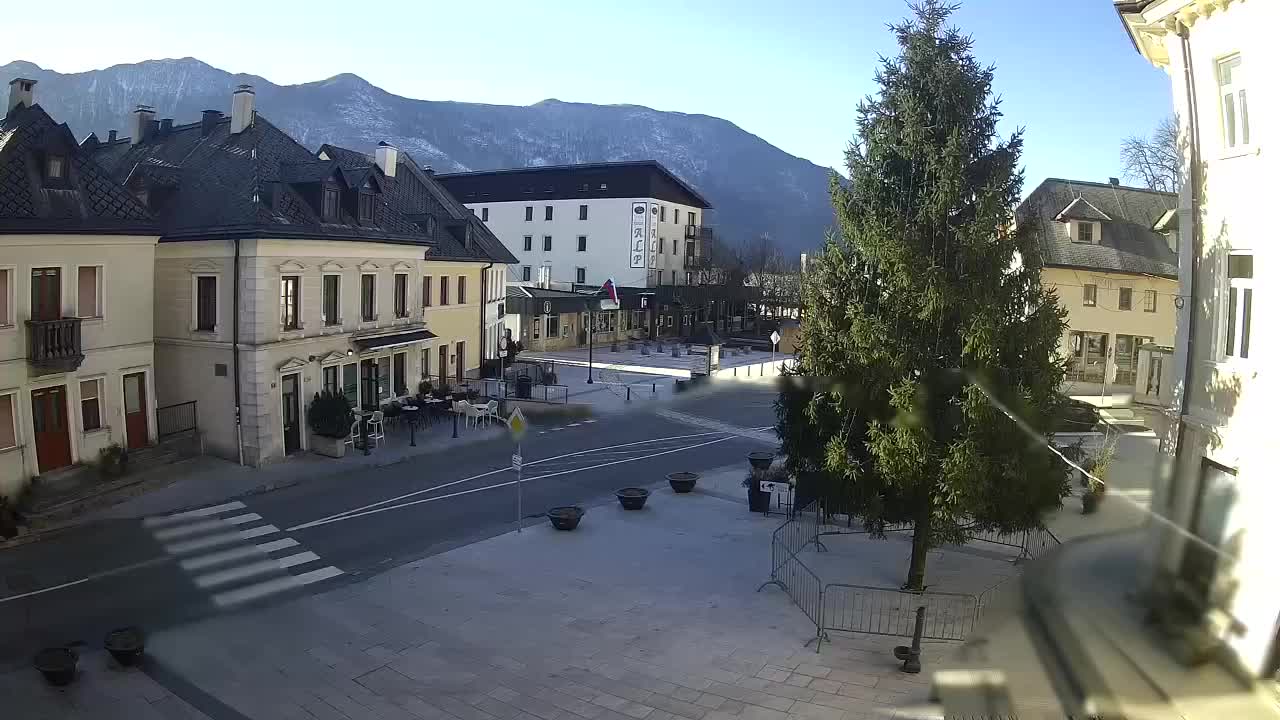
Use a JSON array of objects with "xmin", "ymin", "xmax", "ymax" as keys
[{"xmin": 507, "ymin": 407, "xmax": 528, "ymax": 441}]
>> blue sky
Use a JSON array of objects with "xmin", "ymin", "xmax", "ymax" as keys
[{"xmin": 9, "ymin": 0, "xmax": 1170, "ymax": 193}]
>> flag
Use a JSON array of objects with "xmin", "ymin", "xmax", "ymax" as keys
[{"xmin": 600, "ymin": 278, "xmax": 620, "ymax": 310}]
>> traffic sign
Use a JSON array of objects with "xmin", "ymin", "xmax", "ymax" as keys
[
  {"xmin": 507, "ymin": 406, "xmax": 528, "ymax": 441},
  {"xmin": 511, "ymin": 453, "xmax": 523, "ymax": 469},
  {"xmin": 498, "ymin": 350, "xmax": 508, "ymax": 358},
  {"xmin": 770, "ymin": 330, "xmax": 781, "ymax": 346}
]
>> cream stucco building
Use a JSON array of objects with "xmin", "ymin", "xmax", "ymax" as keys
[
  {"xmin": 0, "ymin": 79, "xmax": 159, "ymax": 497},
  {"xmin": 89, "ymin": 88, "xmax": 515, "ymax": 466}
]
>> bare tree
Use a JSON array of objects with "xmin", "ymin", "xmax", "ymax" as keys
[{"xmin": 1121, "ymin": 116, "xmax": 1181, "ymax": 193}]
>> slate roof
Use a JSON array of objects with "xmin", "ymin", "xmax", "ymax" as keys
[
  {"xmin": 1016, "ymin": 178, "xmax": 1178, "ymax": 279},
  {"xmin": 0, "ymin": 103, "xmax": 154, "ymax": 233}
]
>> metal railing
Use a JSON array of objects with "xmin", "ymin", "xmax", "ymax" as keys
[
  {"xmin": 823, "ymin": 584, "xmax": 979, "ymax": 642},
  {"xmin": 157, "ymin": 400, "xmax": 198, "ymax": 439},
  {"xmin": 26, "ymin": 317, "xmax": 83, "ymax": 369}
]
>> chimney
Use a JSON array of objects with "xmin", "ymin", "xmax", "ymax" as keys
[
  {"xmin": 131, "ymin": 105, "xmax": 156, "ymax": 144},
  {"xmin": 422, "ymin": 165, "xmax": 434, "ymax": 176},
  {"xmin": 108, "ymin": 129, "xmax": 118, "ymax": 142},
  {"xmin": 6, "ymin": 78, "xmax": 35, "ymax": 115},
  {"xmin": 201, "ymin": 109, "xmax": 221, "ymax": 137},
  {"xmin": 230, "ymin": 84, "xmax": 255, "ymax": 135},
  {"xmin": 1108, "ymin": 177, "xmax": 1120, "ymax": 186},
  {"xmin": 159, "ymin": 118, "xmax": 174, "ymax": 135},
  {"xmin": 375, "ymin": 141, "xmax": 398, "ymax": 178}
]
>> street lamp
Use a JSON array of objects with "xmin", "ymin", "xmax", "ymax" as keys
[{"xmin": 586, "ymin": 302, "xmax": 595, "ymax": 384}]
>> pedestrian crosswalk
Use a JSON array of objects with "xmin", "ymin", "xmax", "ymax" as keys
[{"xmin": 143, "ymin": 501, "xmax": 342, "ymax": 608}]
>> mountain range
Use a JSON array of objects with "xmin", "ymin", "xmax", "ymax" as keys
[{"xmin": 1, "ymin": 58, "xmax": 836, "ymax": 257}]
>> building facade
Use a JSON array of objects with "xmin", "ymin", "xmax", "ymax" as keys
[
  {"xmin": 0, "ymin": 79, "xmax": 159, "ymax": 497},
  {"xmin": 90, "ymin": 88, "xmax": 514, "ymax": 466},
  {"xmin": 436, "ymin": 162, "xmax": 713, "ymax": 289},
  {"xmin": 1119, "ymin": 0, "xmax": 1279, "ymax": 680},
  {"xmin": 1017, "ymin": 178, "xmax": 1179, "ymax": 398}
]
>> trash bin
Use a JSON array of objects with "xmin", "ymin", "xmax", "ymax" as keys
[{"xmin": 516, "ymin": 375, "xmax": 533, "ymax": 399}]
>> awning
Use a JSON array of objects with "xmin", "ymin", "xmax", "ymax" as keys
[{"xmin": 352, "ymin": 328, "xmax": 436, "ymax": 352}]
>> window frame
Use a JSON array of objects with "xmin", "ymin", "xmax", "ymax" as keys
[
  {"xmin": 360, "ymin": 273, "xmax": 377, "ymax": 322},
  {"xmin": 525, "ymin": 206, "xmax": 533, "ymax": 221},
  {"xmin": 46, "ymin": 153, "xmax": 66, "ymax": 182},
  {"xmin": 0, "ymin": 390, "xmax": 17, "ymax": 451},
  {"xmin": 80, "ymin": 377, "xmax": 104, "ymax": 433},
  {"xmin": 576, "ymin": 267, "xmax": 586, "ymax": 284},
  {"xmin": 422, "ymin": 275, "xmax": 432, "ymax": 307},
  {"xmin": 0, "ymin": 266, "xmax": 13, "ymax": 328},
  {"xmin": 545, "ymin": 205, "xmax": 553, "ymax": 221},
  {"xmin": 322, "ymin": 364, "xmax": 340, "ymax": 395},
  {"xmin": 440, "ymin": 276, "xmax": 450, "ymax": 306},
  {"xmin": 481, "ymin": 207, "xmax": 489, "ymax": 222},
  {"xmin": 280, "ymin": 274, "xmax": 301, "ymax": 330},
  {"xmin": 1223, "ymin": 252, "xmax": 1253, "ymax": 359},
  {"xmin": 322, "ymin": 273, "xmax": 341, "ymax": 327},
  {"xmin": 578, "ymin": 204, "xmax": 588, "ymax": 220},
  {"xmin": 523, "ymin": 235, "xmax": 533, "ymax": 252},
  {"xmin": 1118, "ymin": 286, "xmax": 1132, "ymax": 311},
  {"xmin": 543, "ymin": 235, "xmax": 552, "ymax": 252},
  {"xmin": 393, "ymin": 272, "xmax": 409, "ymax": 318},
  {"xmin": 1083, "ymin": 284, "xmax": 1097, "ymax": 307},
  {"xmin": 357, "ymin": 192, "xmax": 375, "ymax": 221},
  {"xmin": 322, "ymin": 187, "xmax": 341, "ymax": 221},
  {"xmin": 660, "ymin": 205, "xmax": 666, "ymax": 222},
  {"xmin": 1216, "ymin": 54, "xmax": 1251, "ymax": 151},
  {"xmin": 457, "ymin": 275, "xmax": 467, "ymax": 304},
  {"xmin": 521, "ymin": 266, "xmax": 531, "ymax": 282},
  {"xmin": 1143, "ymin": 289, "xmax": 1157, "ymax": 314},
  {"xmin": 577, "ymin": 235, "xmax": 587, "ymax": 252},
  {"xmin": 76, "ymin": 264, "xmax": 104, "ymax": 319},
  {"xmin": 194, "ymin": 273, "xmax": 218, "ymax": 332}
]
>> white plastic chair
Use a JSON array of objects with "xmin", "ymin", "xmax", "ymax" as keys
[
  {"xmin": 484, "ymin": 400, "xmax": 498, "ymax": 427},
  {"xmin": 367, "ymin": 411, "xmax": 385, "ymax": 447},
  {"xmin": 344, "ymin": 420, "xmax": 360, "ymax": 449},
  {"xmin": 463, "ymin": 402, "xmax": 486, "ymax": 428}
]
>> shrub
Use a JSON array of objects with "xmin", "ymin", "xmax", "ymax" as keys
[
  {"xmin": 418, "ymin": 379, "xmax": 433, "ymax": 397},
  {"xmin": 98, "ymin": 443, "xmax": 128, "ymax": 479},
  {"xmin": 307, "ymin": 390, "xmax": 354, "ymax": 439}
]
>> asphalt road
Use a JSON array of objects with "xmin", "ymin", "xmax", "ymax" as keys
[{"xmin": 0, "ymin": 382, "xmax": 780, "ymax": 668}]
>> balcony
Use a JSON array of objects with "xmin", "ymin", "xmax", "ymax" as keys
[
  {"xmin": 683, "ymin": 224, "xmax": 712, "ymax": 241},
  {"xmin": 26, "ymin": 317, "xmax": 84, "ymax": 374}
]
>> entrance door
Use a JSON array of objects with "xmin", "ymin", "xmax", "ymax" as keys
[
  {"xmin": 281, "ymin": 373, "xmax": 301, "ymax": 454},
  {"xmin": 455, "ymin": 341, "xmax": 465, "ymax": 384},
  {"xmin": 439, "ymin": 345, "xmax": 448, "ymax": 388},
  {"xmin": 31, "ymin": 386, "xmax": 72, "ymax": 473},
  {"xmin": 122, "ymin": 372, "xmax": 149, "ymax": 450},
  {"xmin": 30, "ymin": 268, "xmax": 61, "ymax": 321}
]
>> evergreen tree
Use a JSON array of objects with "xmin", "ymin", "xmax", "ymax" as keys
[{"xmin": 776, "ymin": 1, "xmax": 1070, "ymax": 591}]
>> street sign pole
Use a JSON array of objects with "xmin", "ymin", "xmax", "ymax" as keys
[
  {"xmin": 586, "ymin": 305, "xmax": 594, "ymax": 384},
  {"xmin": 516, "ymin": 441, "xmax": 523, "ymax": 533}
]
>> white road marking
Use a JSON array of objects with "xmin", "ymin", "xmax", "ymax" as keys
[
  {"xmin": 178, "ymin": 537, "xmax": 302, "ymax": 572},
  {"xmin": 194, "ymin": 551, "xmax": 321, "ymax": 589},
  {"xmin": 0, "ymin": 577, "xmax": 90, "ymax": 604},
  {"xmin": 165, "ymin": 524, "xmax": 280, "ymax": 554},
  {"xmin": 287, "ymin": 430, "xmax": 731, "ymax": 532},
  {"xmin": 223, "ymin": 513, "xmax": 263, "ymax": 526},
  {"xmin": 151, "ymin": 513, "xmax": 262, "ymax": 541},
  {"xmin": 143, "ymin": 501, "xmax": 247, "ymax": 528},
  {"xmin": 212, "ymin": 566, "xmax": 343, "ymax": 607},
  {"xmin": 256, "ymin": 538, "xmax": 301, "ymax": 554},
  {"xmin": 238, "ymin": 525, "xmax": 279, "ymax": 540}
]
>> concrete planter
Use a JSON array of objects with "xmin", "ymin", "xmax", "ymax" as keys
[
  {"xmin": 104, "ymin": 626, "xmax": 145, "ymax": 667},
  {"xmin": 548, "ymin": 506, "xmax": 584, "ymax": 531},
  {"xmin": 311, "ymin": 434, "xmax": 347, "ymax": 458},
  {"xmin": 616, "ymin": 488, "xmax": 650, "ymax": 510},
  {"xmin": 667, "ymin": 472, "xmax": 698, "ymax": 493},
  {"xmin": 33, "ymin": 648, "xmax": 77, "ymax": 686}
]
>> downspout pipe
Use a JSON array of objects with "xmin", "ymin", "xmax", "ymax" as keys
[
  {"xmin": 233, "ymin": 237, "xmax": 244, "ymax": 466},
  {"xmin": 480, "ymin": 261, "xmax": 493, "ymax": 373},
  {"xmin": 1174, "ymin": 26, "xmax": 1201, "ymax": 472}
]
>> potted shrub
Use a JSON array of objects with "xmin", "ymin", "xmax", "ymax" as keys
[
  {"xmin": 0, "ymin": 495, "xmax": 21, "ymax": 539},
  {"xmin": 33, "ymin": 647, "xmax": 78, "ymax": 686},
  {"xmin": 433, "ymin": 383, "xmax": 453, "ymax": 401},
  {"xmin": 547, "ymin": 506, "xmax": 584, "ymax": 531},
  {"xmin": 745, "ymin": 466, "xmax": 787, "ymax": 514},
  {"xmin": 615, "ymin": 488, "xmax": 650, "ymax": 510},
  {"xmin": 306, "ymin": 390, "xmax": 354, "ymax": 458},
  {"xmin": 1081, "ymin": 437, "xmax": 1116, "ymax": 514},
  {"xmin": 667, "ymin": 472, "xmax": 698, "ymax": 493},
  {"xmin": 104, "ymin": 626, "xmax": 145, "ymax": 667},
  {"xmin": 97, "ymin": 443, "xmax": 129, "ymax": 479}
]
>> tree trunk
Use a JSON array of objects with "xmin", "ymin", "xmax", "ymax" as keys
[{"xmin": 904, "ymin": 495, "xmax": 932, "ymax": 591}]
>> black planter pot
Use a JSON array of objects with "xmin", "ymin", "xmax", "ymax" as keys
[
  {"xmin": 1082, "ymin": 492, "xmax": 1100, "ymax": 514},
  {"xmin": 548, "ymin": 506, "xmax": 584, "ymax": 531},
  {"xmin": 747, "ymin": 452, "xmax": 775, "ymax": 471},
  {"xmin": 748, "ymin": 488, "xmax": 772, "ymax": 513},
  {"xmin": 33, "ymin": 647, "xmax": 78, "ymax": 686},
  {"xmin": 616, "ymin": 488, "xmax": 650, "ymax": 510},
  {"xmin": 667, "ymin": 472, "xmax": 698, "ymax": 493},
  {"xmin": 104, "ymin": 626, "xmax": 145, "ymax": 667}
]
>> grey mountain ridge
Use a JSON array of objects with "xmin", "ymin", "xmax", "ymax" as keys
[{"xmin": 2, "ymin": 57, "xmax": 836, "ymax": 256}]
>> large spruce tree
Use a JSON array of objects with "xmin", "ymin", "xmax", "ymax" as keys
[{"xmin": 776, "ymin": 1, "xmax": 1069, "ymax": 590}]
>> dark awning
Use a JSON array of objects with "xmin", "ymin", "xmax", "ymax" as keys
[{"xmin": 352, "ymin": 328, "xmax": 436, "ymax": 352}]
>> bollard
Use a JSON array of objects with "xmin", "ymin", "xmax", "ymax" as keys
[
  {"xmin": 651, "ymin": 382, "xmax": 656, "ymax": 394},
  {"xmin": 893, "ymin": 607, "xmax": 925, "ymax": 673},
  {"xmin": 626, "ymin": 385, "xmax": 631, "ymax": 402},
  {"xmin": 360, "ymin": 412, "xmax": 370, "ymax": 456},
  {"xmin": 409, "ymin": 414, "xmax": 416, "ymax": 447},
  {"xmin": 452, "ymin": 409, "xmax": 458, "ymax": 439}
]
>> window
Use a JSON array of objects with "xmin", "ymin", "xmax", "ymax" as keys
[
  {"xmin": 1217, "ymin": 55, "xmax": 1250, "ymax": 149},
  {"xmin": 358, "ymin": 193, "xmax": 374, "ymax": 221},
  {"xmin": 1118, "ymin": 287, "xmax": 1132, "ymax": 311},
  {"xmin": 323, "ymin": 275, "xmax": 340, "ymax": 326},
  {"xmin": 1083, "ymin": 284, "xmax": 1097, "ymax": 307},
  {"xmin": 280, "ymin": 275, "xmax": 300, "ymax": 330},
  {"xmin": 440, "ymin": 276, "xmax": 450, "ymax": 306},
  {"xmin": 672, "ymin": 242, "xmax": 678, "ymax": 256},
  {"xmin": 196, "ymin": 275, "xmax": 216, "ymax": 331},
  {"xmin": 458, "ymin": 276, "xmax": 467, "ymax": 304},
  {"xmin": 523, "ymin": 235, "xmax": 533, "ymax": 252},
  {"xmin": 80, "ymin": 379, "xmax": 102, "ymax": 432},
  {"xmin": 0, "ymin": 393, "xmax": 15, "ymax": 450},
  {"xmin": 322, "ymin": 365, "xmax": 339, "ymax": 395},
  {"xmin": 525, "ymin": 206, "xmax": 533, "ymax": 221},
  {"xmin": 579, "ymin": 204, "xmax": 588, "ymax": 220},
  {"xmin": 1077, "ymin": 222, "xmax": 1094, "ymax": 244},
  {"xmin": 674, "ymin": 208, "xmax": 680, "ymax": 225},
  {"xmin": 378, "ymin": 356, "xmax": 391, "ymax": 401},
  {"xmin": 323, "ymin": 187, "xmax": 340, "ymax": 220},
  {"xmin": 1143, "ymin": 289, "xmax": 1157, "ymax": 313},
  {"xmin": 577, "ymin": 236, "xmax": 587, "ymax": 252},
  {"xmin": 521, "ymin": 266, "xmax": 531, "ymax": 282},
  {"xmin": 576, "ymin": 267, "xmax": 586, "ymax": 284},
  {"xmin": 481, "ymin": 207, "xmax": 489, "ymax": 222},
  {"xmin": 1225, "ymin": 253, "xmax": 1253, "ymax": 358},
  {"xmin": 689, "ymin": 212, "xmax": 697, "ymax": 226},
  {"xmin": 342, "ymin": 363, "xmax": 357, "ymax": 407},
  {"xmin": 543, "ymin": 235, "xmax": 552, "ymax": 251},
  {"xmin": 670, "ymin": 270, "xmax": 676, "ymax": 285},
  {"xmin": 686, "ymin": 272, "xmax": 693, "ymax": 285},
  {"xmin": 545, "ymin": 206, "xmax": 553, "ymax": 221},
  {"xmin": 77, "ymin": 266, "xmax": 102, "ymax": 318},
  {"xmin": 660, "ymin": 206, "xmax": 666, "ymax": 222},
  {"xmin": 547, "ymin": 315, "xmax": 560, "ymax": 337},
  {"xmin": 421, "ymin": 348, "xmax": 430, "ymax": 379},
  {"xmin": 361, "ymin": 273, "xmax": 376, "ymax": 321},
  {"xmin": 0, "ymin": 268, "xmax": 10, "ymax": 326},
  {"xmin": 45, "ymin": 154, "xmax": 65, "ymax": 181},
  {"xmin": 394, "ymin": 273, "xmax": 408, "ymax": 318},
  {"xmin": 533, "ymin": 317, "xmax": 541, "ymax": 340},
  {"xmin": 393, "ymin": 352, "xmax": 407, "ymax": 396},
  {"xmin": 686, "ymin": 241, "xmax": 695, "ymax": 257},
  {"xmin": 659, "ymin": 238, "xmax": 665, "ymax": 254},
  {"xmin": 422, "ymin": 276, "xmax": 432, "ymax": 307}
]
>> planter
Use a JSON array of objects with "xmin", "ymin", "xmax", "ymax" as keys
[
  {"xmin": 104, "ymin": 626, "xmax": 145, "ymax": 667},
  {"xmin": 310, "ymin": 434, "xmax": 347, "ymax": 458},
  {"xmin": 615, "ymin": 488, "xmax": 650, "ymax": 510},
  {"xmin": 33, "ymin": 647, "xmax": 78, "ymax": 686},
  {"xmin": 747, "ymin": 452, "xmax": 775, "ymax": 471},
  {"xmin": 1082, "ymin": 491, "xmax": 1100, "ymax": 514},
  {"xmin": 667, "ymin": 472, "xmax": 698, "ymax": 493},
  {"xmin": 547, "ymin": 506, "xmax": 584, "ymax": 531},
  {"xmin": 748, "ymin": 487, "xmax": 772, "ymax": 513}
]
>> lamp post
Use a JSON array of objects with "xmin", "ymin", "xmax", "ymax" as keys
[{"xmin": 586, "ymin": 303, "xmax": 594, "ymax": 384}]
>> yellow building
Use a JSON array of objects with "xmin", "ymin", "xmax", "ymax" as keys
[{"xmin": 1018, "ymin": 178, "xmax": 1179, "ymax": 400}]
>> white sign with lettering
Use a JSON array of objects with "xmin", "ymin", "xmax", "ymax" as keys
[{"xmin": 629, "ymin": 202, "xmax": 647, "ymax": 269}]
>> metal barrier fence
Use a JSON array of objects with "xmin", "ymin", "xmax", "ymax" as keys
[
  {"xmin": 823, "ymin": 584, "xmax": 979, "ymax": 643},
  {"xmin": 479, "ymin": 379, "xmax": 570, "ymax": 404},
  {"xmin": 156, "ymin": 401, "xmax": 197, "ymax": 439}
]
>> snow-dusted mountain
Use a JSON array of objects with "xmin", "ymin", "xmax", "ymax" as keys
[{"xmin": 2, "ymin": 58, "xmax": 835, "ymax": 256}]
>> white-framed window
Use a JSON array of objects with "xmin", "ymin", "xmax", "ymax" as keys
[
  {"xmin": 576, "ymin": 267, "xmax": 586, "ymax": 284},
  {"xmin": 80, "ymin": 377, "xmax": 103, "ymax": 432},
  {"xmin": 76, "ymin": 265, "xmax": 103, "ymax": 318},
  {"xmin": 0, "ymin": 391, "xmax": 17, "ymax": 451},
  {"xmin": 1083, "ymin": 284, "xmax": 1097, "ymax": 307},
  {"xmin": 193, "ymin": 274, "xmax": 218, "ymax": 332},
  {"xmin": 523, "ymin": 235, "xmax": 533, "ymax": 252},
  {"xmin": 1118, "ymin": 286, "xmax": 1132, "ymax": 311},
  {"xmin": 1224, "ymin": 253, "xmax": 1253, "ymax": 359},
  {"xmin": 361, "ymin": 273, "xmax": 377, "ymax": 321},
  {"xmin": 280, "ymin": 274, "xmax": 301, "ymax": 330},
  {"xmin": 525, "ymin": 206, "xmax": 533, "ymax": 221},
  {"xmin": 579, "ymin": 204, "xmax": 588, "ymax": 220},
  {"xmin": 481, "ymin": 207, "xmax": 489, "ymax": 222},
  {"xmin": 322, "ymin": 273, "xmax": 341, "ymax": 326},
  {"xmin": 543, "ymin": 235, "xmax": 552, "ymax": 251},
  {"xmin": 521, "ymin": 266, "xmax": 531, "ymax": 282},
  {"xmin": 545, "ymin": 206, "xmax": 553, "ymax": 221},
  {"xmin": 577, "ymin": 236, "xmax": 587, "ymax": 252},
  {"xmin": 1076, "ymin": 222, "xmax": 1094, "ymax": 244},
  {"xmin": 1216, "ymin": 54, "xmax": 1250, "ymax": 150},
  {"xmin": 0, "ymin": 267, "xmax": 13, "ymax": 327},
  {"xmin": 422, "ymin": 276, "xmax": 432, "ymax": 308},
  {"xmin": 1143, "ymin": 289, "xmax": 1157, "ymax": 313},
  {"xmin": 394, "ymin": 272, "xmax": 409, "ymax": 318},
  {"xmin": 322, "ymin": 364, "xmax": 339, "ymax": 395}
]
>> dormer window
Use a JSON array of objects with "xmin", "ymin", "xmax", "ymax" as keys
[
  {"xmin": 358, "ymin": 192, "xmax": 374, "ymax": 221},
  {"xmin": 322, "ymin": 187, "xmax": 340, "ymax": 221},
  {"xmin": 46, "ymin": 154, "xmax": 65, "ymax": 181},
  {"xmin": 1077, "ymin": 222, "xmax": 1093, "ymax": 244}
]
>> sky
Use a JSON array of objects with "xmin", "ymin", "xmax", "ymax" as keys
[{"xmin": 5, "ymin": 0, "xmax": 1171, "ymax": 194}]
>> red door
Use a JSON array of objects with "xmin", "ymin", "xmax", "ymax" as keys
[
  {"xmin": 31, "ymin": 386, "xmax": 72, "ymax": 473},
  {"xmin": 123, "ymin": 372, "xmax": 149, "ymax": 450}
]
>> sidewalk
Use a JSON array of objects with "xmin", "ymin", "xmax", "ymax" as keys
[{"xmin": 5, "ymin": 465, "xmax": 941, "ymax": 720}]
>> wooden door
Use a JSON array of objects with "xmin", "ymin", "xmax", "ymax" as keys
[
  {"xmin": 281, "ymin": 373, "xmax": 301, "ymax": 454},
  {"xmin": 122, "ymin": 372, "xmax": 149, "ymax": 450},
  {"xmin": 30, "ymin": 268, "xmax": 61, "ymax": 320},
  {"xmin": 438, "ymin": 345, "xmax": 448, "ymax": 388},
  {"xmin": 455, "ymin": 342, "xmax": 465, "ymax": 384},
  {"xmin": 31, "ymin": 386, "xmax": 72, "ymax": 472}
]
